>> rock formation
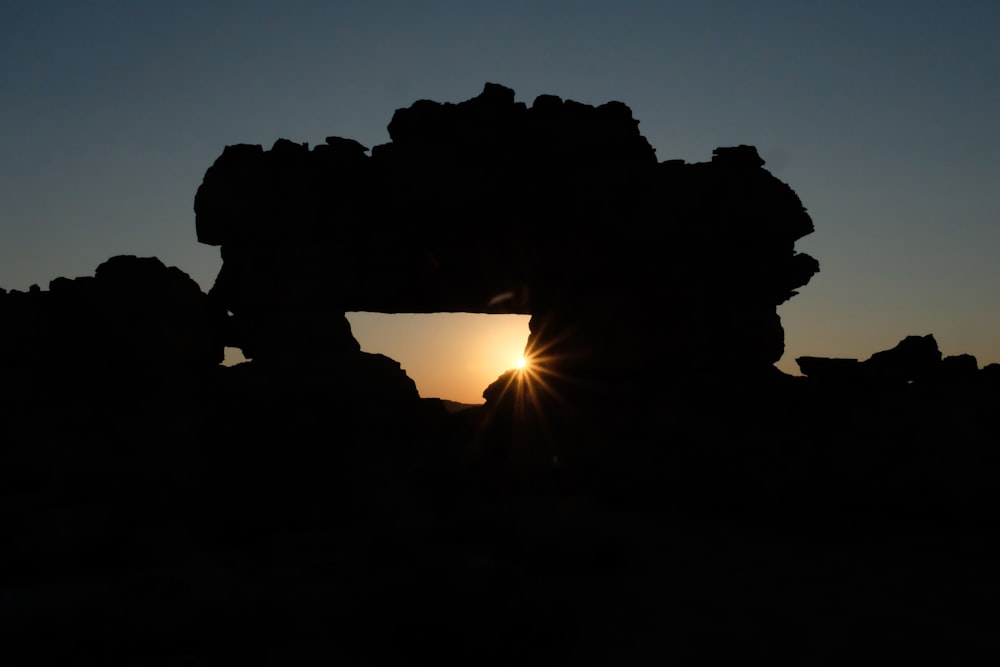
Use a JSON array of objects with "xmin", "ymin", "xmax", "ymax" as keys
[
  {"xmin": 0, "ymin": 255, "xmax": 223, "ymax": 373},
  {"xmin": 5, "ymin": 83, "xmax": 1000, "ymax": 665},
  {"xmin": 194, "ymin": 83, "xmax": 819, "ymax": 411},
  {"xmin": 797, "ymin": 334, "xmax": 997, "ymax": 386}
]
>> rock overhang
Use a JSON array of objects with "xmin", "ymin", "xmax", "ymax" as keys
[{"xmin": 194, "ymin": 83, "xmax": 818, "ymax": 370}]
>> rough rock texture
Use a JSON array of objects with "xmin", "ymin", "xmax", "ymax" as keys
[{"xmin": 195, "ymin": 83, "xmax": 818, "ymax": 387}]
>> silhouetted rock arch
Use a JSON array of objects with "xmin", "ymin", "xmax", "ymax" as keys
[
  {"xmin": 194, "ymin": 83, "xmax": 819, "ymax": 404},
  {"xmin": 6, "ymin": 84, "xmax": 1000, "ymax": 667}
]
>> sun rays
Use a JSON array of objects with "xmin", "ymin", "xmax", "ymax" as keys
[
  {"xmin": 475, "ymin": 316, "xmax": 608, "ymax": 472},
  {"xmin": 489, "ymin": 317, "xmax": 585, "ymax": 423}
]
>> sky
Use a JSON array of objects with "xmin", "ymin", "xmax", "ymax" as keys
[{"xmin": 2, "ymin": 1, "xmax": 998, "ymax": 404}]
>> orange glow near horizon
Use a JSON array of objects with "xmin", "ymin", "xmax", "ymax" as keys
[
  {"xmin": 487, "ymin": 317, "xmax": 582, "ymax": 424},
  {"xmin": 347, "ymin": 312, "xmax": 531, "ymax": 404},
  {"xmin": 220, "ymin": 314, "xmax": 532, "ymax": 404}
]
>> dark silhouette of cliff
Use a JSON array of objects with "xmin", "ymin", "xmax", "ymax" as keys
[
  {"xmin": 194, "ymin": 84, "xmax": 818, "ymax": 381},
  {"xmin": 2, "ymin": 84, "xmax": 997, "ymax": 664}
]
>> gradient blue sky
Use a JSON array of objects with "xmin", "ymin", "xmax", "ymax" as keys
[{"xmin": 2, "ymin": 1, "xmax": 998, "ymax": 403}]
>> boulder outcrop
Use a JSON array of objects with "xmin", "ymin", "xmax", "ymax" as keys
[
  {"xmin": 194, "ymin": 83, "xmax": 819, "ymax": 395},
  {"xmin": 796, "ymin": 334, "xmax": 993, "ymax": 386},
  {"xmin": 0, "ymin": 255, "xmax": 223, "ymax": 373}
]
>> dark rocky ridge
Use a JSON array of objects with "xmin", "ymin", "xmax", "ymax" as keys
[
  {"xmin": 797, "ymin": 333, "xmax": 1000, "ymax": 386},
  {"xmin": 0, "ymin": 255, "xmax": 222, "ymax": 372}
]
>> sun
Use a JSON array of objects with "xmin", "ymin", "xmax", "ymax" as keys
[{"xmin": 515, "ymin": 356, "xmax": 528, "ymax": 370}]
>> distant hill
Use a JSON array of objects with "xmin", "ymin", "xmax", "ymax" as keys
[{"xmin": 436, "ymin": 398, "xmax": 482, "ymax": 413}]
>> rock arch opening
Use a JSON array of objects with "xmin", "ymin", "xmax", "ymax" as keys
[
  {"xmin": 346, "ymin": 312, "xmax": 530, "ymax": 405},
  {"xmin": 194, "ymin": 83, "xmax": 818, "ymax": 413}
]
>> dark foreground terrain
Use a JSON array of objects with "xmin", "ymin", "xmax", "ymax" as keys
[
  {"xmin": 2, "ymin": 351, "xmax": 998, "ymax": 665},
  {"xmin": 3, "ymin": 84, "xmax": 997, "ymax": 663}
]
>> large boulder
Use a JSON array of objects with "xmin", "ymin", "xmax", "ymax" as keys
[
  {"xmin": 864, "ymin": 334, "xmax": 942, "ymax": 384},
  {"xmin": 795, "ymin": 335, "xmax": 988, "ymax": 387}
]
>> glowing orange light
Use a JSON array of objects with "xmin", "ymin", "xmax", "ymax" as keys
[{"xmin": 492, "ymin": 327, "xmax": 574, "ymax": 418}]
